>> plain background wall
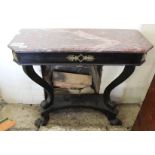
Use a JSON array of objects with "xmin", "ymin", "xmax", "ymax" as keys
[{"xmin": 0, "ymin": 0, "xmax": 155, "ymax": 104}]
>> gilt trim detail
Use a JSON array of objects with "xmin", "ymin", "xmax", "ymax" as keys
[{"xmin": 66, "ymin": 54, "xmax": 95, "ymax": 62}]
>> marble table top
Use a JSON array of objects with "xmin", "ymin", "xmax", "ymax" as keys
[{"xmin": 8, "ymin": 29, "xmax": 153, "ymax": 53}]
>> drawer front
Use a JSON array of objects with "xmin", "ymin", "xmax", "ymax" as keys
[{"xmin": 13, "ymin": 51, "xmax": 144, "ymax": 65}]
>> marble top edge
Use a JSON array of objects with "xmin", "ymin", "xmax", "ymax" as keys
[
  {"xmin": 10, "ymin": 47, "xmax": 153, "ymax": 54},
  {"xmin": 8, "ymin": 28, "xmax": 153, "ymax": 54}
]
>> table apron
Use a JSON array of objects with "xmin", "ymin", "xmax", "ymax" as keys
[{"xmin": 13, "ymin": 52, "xmax": 145, "ymax": 65}]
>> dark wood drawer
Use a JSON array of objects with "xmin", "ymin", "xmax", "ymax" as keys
[{"xmin": 13, "ymin": 51, "xmax": 144, "ymax": 65}]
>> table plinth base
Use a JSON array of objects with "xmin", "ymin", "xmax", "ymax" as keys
[{"xmin": 34, "ymin": 94, "xmax": 122, "ymax": 128}]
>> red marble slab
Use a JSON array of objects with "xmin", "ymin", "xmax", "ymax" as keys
[{"xmin": 8, "ymin": 29, "xmax": 153, "ymax": 53}]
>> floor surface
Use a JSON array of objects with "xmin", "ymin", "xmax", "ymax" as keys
[{"xmin": 0, "ymin": 99, "xmax": 140, "ymax": 131}]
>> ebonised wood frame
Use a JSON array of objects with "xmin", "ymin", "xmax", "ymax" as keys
[{"xmin": 19, "ymin": 50, "xmax": 143, "ymax": 128}]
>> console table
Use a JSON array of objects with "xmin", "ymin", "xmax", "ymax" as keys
[{"xmin": 8, "ymin": 29, "xmax": 153, "ymax": 128}]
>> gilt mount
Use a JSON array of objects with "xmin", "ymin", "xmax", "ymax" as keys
[{"xmin": 66, "ymin": 54, "xmax": 95, "ymax": 62}]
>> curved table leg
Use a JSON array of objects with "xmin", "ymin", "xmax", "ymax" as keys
[
  {"xmin": 103, "ymin": 65, "xmax": 135, "ymax": 124},
  {"xmin": 22, "ymin": 65, "xmax": 54, "ymax": 109},
  {"xmin": 23, "ymin": 65, "xmax": 54, "ymax": 128}
]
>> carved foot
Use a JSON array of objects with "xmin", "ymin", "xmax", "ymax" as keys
[
  {"xmin": 108, "ymin": 117, "xmax": 122, "ymax": 126},
  {"xmin": 34, "ymin": 116, "xmax": 49, "ymax": 128}
]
